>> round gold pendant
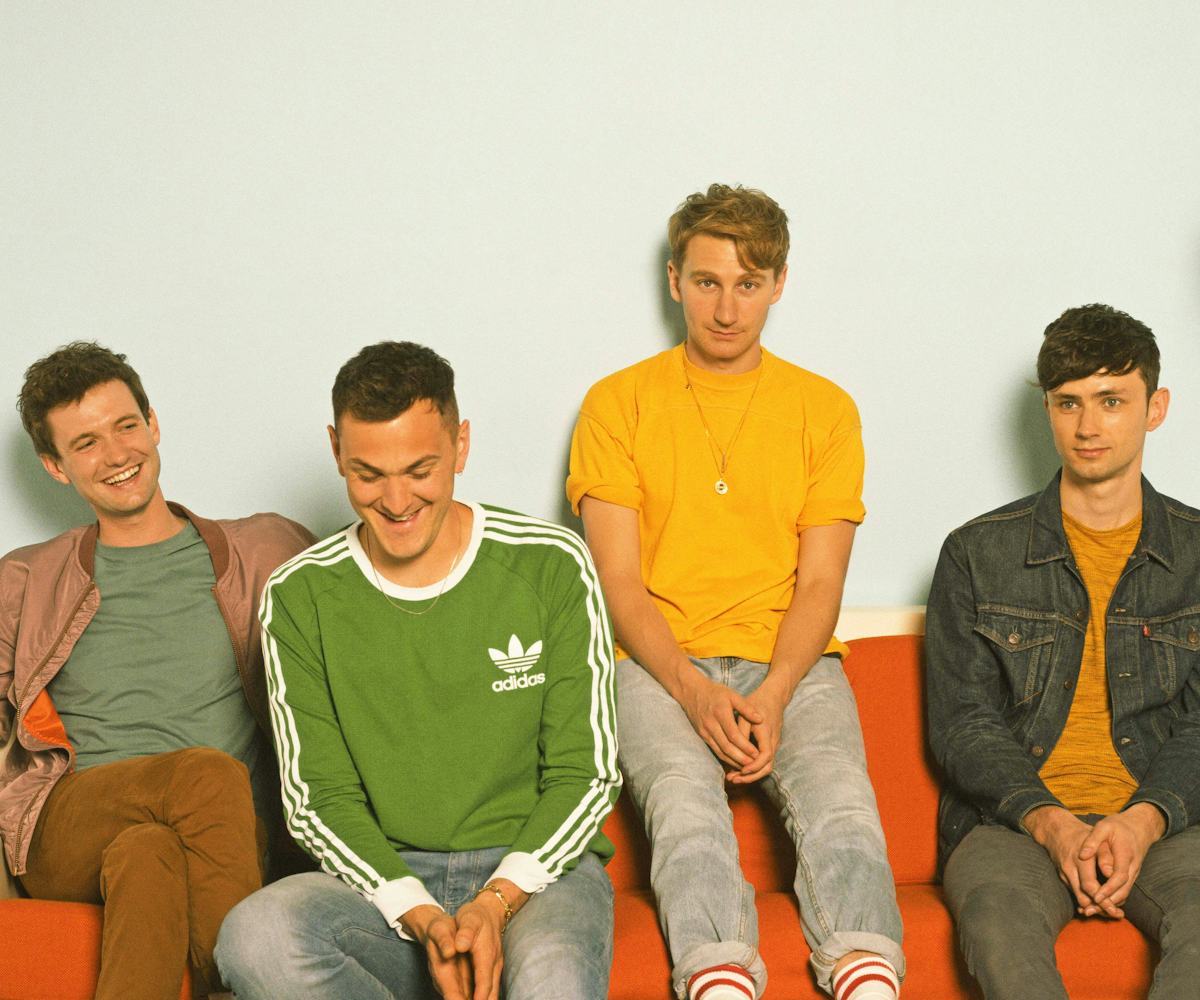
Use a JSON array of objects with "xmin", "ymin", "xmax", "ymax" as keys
[{"xmin": 715, "ymin": 479, "xmax": 729, "ymax": 495}]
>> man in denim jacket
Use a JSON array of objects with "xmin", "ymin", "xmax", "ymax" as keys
[{"xmin": 926, "ymin": 304, "xmax": 1200, "ymax": 999}]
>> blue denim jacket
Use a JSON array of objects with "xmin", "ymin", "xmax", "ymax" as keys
[{"xmin": 926, "ymin": 472, "xmax": 1200, "ymax": 870}]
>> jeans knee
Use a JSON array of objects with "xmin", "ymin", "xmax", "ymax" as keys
[
  {"xmin": 215, "ymin": 893, "xmax": 270, "ymax": 984},
  {"xmin": 955, "ymin": 884, "xmax": 1054, "ymax": 961},
  {"xmin": 1162, "ymin": 902, "xmax": 1200, "ymax": 955}
]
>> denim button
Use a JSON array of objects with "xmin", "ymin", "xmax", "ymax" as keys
[
  {"xmin": 1120, "ymin": 737, "xmax": 1133, "ymax": 746},
  {"xmin": 1063, "ymin": 679, "xmax": 1072, "ymax": 689},
  {"xmin": 1189, "ymin": 628, "xmax": 1199, "ymax": 646},
  {"xmin": 1031, "ymin": 745, "xmax": 1045, "ymax": 756},
  {"xmin": 1074, "ymin": 610, "xmax": 1086, "ymax": 621},
  {"xmin": 1007, "ymin": 632, "xmax": 1021, "ymax": 645}
]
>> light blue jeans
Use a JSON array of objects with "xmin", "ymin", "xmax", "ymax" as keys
[
  {"xmin": 214, "ymin": 847, "xmax": 613, "ymax": 999},
  {"xmin": 618, "ymin": 655, "xmax": 905, "ymax": 998}
]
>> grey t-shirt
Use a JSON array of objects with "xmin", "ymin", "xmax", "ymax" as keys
[{"xmin": 49, "ymin": 521, "xmax": 268, "ymax": 811}]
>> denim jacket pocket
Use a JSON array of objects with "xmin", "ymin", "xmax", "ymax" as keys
[
  {"xmin": 1144, "ymin": 609, "xmax": 1200, "ymax": 696},
  {"xmin": 974, "ymin": 609, "xmax": 1057, "ymax": 705}
]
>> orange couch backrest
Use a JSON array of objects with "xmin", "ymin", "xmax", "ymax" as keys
[
  {"xmin": 843, "ymin": 634, "xmax": 939, "ymax": 885},
  {"xmin": 603, "ymin": 633, "xmax": 940, "ymax": 892}
]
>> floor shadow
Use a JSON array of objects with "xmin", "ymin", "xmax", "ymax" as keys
[{"xmin": 5, "ymin": 429, "xmax": 91, "ymax": 542}]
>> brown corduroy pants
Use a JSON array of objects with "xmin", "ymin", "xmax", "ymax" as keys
[{"xmin": 21, "ymin": 747, "xmax": 262, "ymax": 1000}]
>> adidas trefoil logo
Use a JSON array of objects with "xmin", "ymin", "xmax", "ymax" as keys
[
  {"xmin": 488, "ymin": 635, "xmax": 543, "ymax": 673},
  {"xmin": 488, "ymin": 634, "xmax": 546, "ymax": 693}
]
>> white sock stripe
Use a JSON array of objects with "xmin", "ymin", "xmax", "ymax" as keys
[
  {"xmin": 688, "ymin": 965, "xmax": 755, "ymax": 1000},
  {"xmin": 832, "ymin": 957, "xmax": 899, "ymax": 999},
  {"xmin": 694, "ymin": 987, "xmax": 754, "ymax": 1000}
]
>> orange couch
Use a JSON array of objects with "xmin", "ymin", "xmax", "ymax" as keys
[
  {"xmin": 0, "ymin": 898, "xmax": 192, "ymax": 1000},
  {"xmin": 0, "ymin": 634, "xmax": 1158, "ymax": 999},
  {"xmin": 605, "ymin": 634, "xmax": 1155, "ymax": 998}
]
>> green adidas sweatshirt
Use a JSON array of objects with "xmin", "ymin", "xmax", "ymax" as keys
[{"xmin": 259, "ymin": 502, "xmax": 620, "ymax": 924}]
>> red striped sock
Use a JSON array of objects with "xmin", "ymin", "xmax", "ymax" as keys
[
  {"xmin": 686, "ymin": 963, "xmax": 756, "ymax": 1000},
  {"xmin": 832, "ymin": 956, "xmax": 900, "ymax": 1000}
]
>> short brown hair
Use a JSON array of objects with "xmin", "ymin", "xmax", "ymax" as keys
[
  {"xmin": 1037, "ymin": 304, "xmax": 1160, "ymax": 396},
  {"xmin": 18, "ymin": 342, "xmax": 151, "ymax": 458},
  {"xmin": 332, "ymin": 341, "xmax": 459, "ymax": 429},
  {"xmin": 668, "ymin": 184, "xmax": 789, "ymax": 275}
]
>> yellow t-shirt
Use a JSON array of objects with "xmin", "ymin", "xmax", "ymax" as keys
[
  {"xmin": 567, "ymin": 345, "xmax": 865, "ymax": 663},
  {"xmin": 1039, "ymin": 510, "xmax": 1142, "ymax": 814}
]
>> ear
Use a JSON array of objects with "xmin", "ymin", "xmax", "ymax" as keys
[
  {"xmin": 39, "ymin": 452, "xmax": 71, "ymax": 486},
  {"xmin": 768, "ymin": 263, "xmax": 788, "ymax": 305},
  {"xmin": 327, "ymin": 424, "xmax": 346, "ymax": 476},
  {"xmin": 454, "ymin": 419, "xmax": 471, "ymax": 474},
  {"xmin": 667, "ymin": 259, "xmax": 683, "ymax": 304},
  {"xmin": 1147, "ymin": 387, "xmax": 1170, "ymax": 432},
  {"xmin": 147, "ymin": 407, "xmax": 160, "ymax": 446}
]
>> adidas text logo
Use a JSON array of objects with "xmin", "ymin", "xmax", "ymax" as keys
[{"xmin": 488, "ymin": 635, "xmax": 546, "ymax": 693}]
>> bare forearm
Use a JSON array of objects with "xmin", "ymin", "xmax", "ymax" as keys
[
  {"xmin": 766, "ymin": 520, "xmax": 856, "ymax": 697},
  {"xmin": 766, "ymin": 577, "xmax": 844, "ymax": 697},
  {"xmin": 603, "ymin": 576, "xmax": 696, "ymax": 701}
]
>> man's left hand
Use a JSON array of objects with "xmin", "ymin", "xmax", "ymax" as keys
[
  {"xmin": 1080, "ymin": 803, "xmax": 1166, "ymax": 916},
  {"xmin": 447, "ymin": 898, "xmax": 504, "ymax": 1000},
  {"xmin": 728, "ymin": 677, "xmax": 789, "ymax": 784}
]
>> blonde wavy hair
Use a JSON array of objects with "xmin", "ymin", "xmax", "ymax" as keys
[{"xmin": 668, "ymin": 183, "xmax": 789, "ymax": 275}]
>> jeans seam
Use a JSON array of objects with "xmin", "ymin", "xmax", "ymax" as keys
[
  {"xmin": 772, "ymin": 775, "xmax": 832, "ymax": 939},
  {"xmin": 334, "ymin": 924, "xmax": 409, "ymax": 946}
]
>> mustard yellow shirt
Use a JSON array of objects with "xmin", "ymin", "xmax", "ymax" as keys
[
  {"xmin": 567, "ymin": 345, "xmax": 864, "ymax": 662},
  {"xmin": 1040, "ymin": 511, "xmax": 1141, "ymax": 814}
]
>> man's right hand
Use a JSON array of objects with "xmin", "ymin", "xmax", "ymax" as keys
[
  {"xmin": 1022, "ymin": 806, "xmax": 1122, "ymax": 918},
  {"xmin": 402, "ymin": 906, "xmax": 476, "ymax": 999},
  {"xmin": 678, "ymin": 671, "xmax": 763, "ymax": 769}
]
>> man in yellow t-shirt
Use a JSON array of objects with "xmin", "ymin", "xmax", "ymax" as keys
[
  {"xmin": 568, "ymin": 185, "xmax": 903, "ymax": 1000},
  {"xmin": 927, "ymin": 304, "xmax": 1200, "ymax": 999}
]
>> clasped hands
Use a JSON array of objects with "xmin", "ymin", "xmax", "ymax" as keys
[
  {"xmin": 1023, "ymin": 802, "xmax": 1166, "ymax": 918},
  {"xmin": 402, "ymin": 880, "xmax": 521, "ymax": 1000},
  {"xmin": 679, "ymin": 671, "xmax": 790, "ymax": 784}
]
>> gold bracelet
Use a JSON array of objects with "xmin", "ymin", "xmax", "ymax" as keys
[{"xmin": 477, "ymin": 881, "xmax": 513, "ymax": 933}]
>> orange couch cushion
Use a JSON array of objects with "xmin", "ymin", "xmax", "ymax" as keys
[
  {"xmin": 843, "ymin": 634, "xmax": 941, "ymax": 885},
  {"xmin": 0, "ymin": 898, "xmax": 191, "ymax": 1000}
]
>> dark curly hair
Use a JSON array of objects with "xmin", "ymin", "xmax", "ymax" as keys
[
  {"xmin": 332, "ymin": 341, "xmax": 458, "ymax": 429},
  {"xmin": 1037, "ymin": 304, "xmax": 1160, "ymax": 395},
  {"xmin": 18, "ymin": 341, "xmax": 151, "ymax": 458}
]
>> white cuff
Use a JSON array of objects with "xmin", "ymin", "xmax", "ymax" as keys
[
  {"xmin": 487, "ymin": 851, "xmax": 555, "ymax": 895},
  {"xmin": 371, "ymin": 876, "xmax": 442, "ymax": 941}
]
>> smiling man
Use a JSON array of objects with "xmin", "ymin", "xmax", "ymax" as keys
[
  {"xmin": 568, "ymin": 185, "xmax": 904, "ymax": 1000},
  {"xmin": 0, "ymin": 342, "xmax": 314, "ymax": 1000},
  {"xmin": 216, "ymin": 341, "xmax": 620, "ymax": 1000},
  {"xmin": 926, "ymin": 304, "xmax": 1200, "ymax": 999}
]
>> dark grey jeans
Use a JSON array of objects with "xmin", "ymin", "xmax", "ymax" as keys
[{"xmin": 943, "ymin": 821, "xmax": 1200, "ymax": 999}]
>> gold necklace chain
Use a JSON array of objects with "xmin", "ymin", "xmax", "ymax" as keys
[
  {"xmin": 682, "ymin": 351, "xmax": 765, "ymax": 496},
  {"xmin": 362, "ymin": 508, "xmax": 465, "ymax": 616}
]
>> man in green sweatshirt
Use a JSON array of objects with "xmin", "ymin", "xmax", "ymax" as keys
[{"xmin": 216, "ymin": 340, "xmax": 621, "ymax": 1000}]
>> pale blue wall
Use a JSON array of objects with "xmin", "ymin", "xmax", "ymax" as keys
[{"xmin": 3, "ymin": 2, "xmax": 1199, "ymax": 604}]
